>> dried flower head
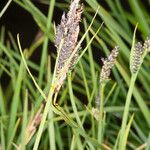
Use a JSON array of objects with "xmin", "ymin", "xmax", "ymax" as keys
[
  {"xmin": 54, "ymin": 0, "xmax": 83, "ymax": 92},
  {"xmin": 24, "ymin": 105, "xmax": 43, "ymax": 145},
  {"xmin": 100, "ymin": 46, "xmax": 119, "ymax": 83},
  {"xmin": 130, "ymin": 42, "xmax": 143, "ymax": 74},
  {"xmin": 143, "ymin": 36, "xmax": 150, "ymax": 53}
]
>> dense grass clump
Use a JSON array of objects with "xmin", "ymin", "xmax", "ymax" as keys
[{"xmin": 0, "ymin": 0, "xmax": 150, "ymax": 150}]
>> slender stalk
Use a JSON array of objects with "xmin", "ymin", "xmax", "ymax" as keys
[
  {"xmin": 68, "ymin": 72, "xmax": 83, "ymax": 129},
  {"xmin": 0, "ymin": 0, "xmax": 12, "ymax": 19},
  {"xmin": 21, "ymin": 90, "xmax": 28, "ymax": 150},
  {"xmin": 119, "ymin": 73, "xmax": 137, "ymax": 149},
  {"xmin": 47, "ymin": 55, "xmax": 56, "ymax": 149},
  {"xmin": 99, "ymin": 84, "xmax": 105, "ymax": 120},
  {"xmin": 48, "ymin": 109, "xmax": 56, "ymax": 150},
  {"xmin": 33, "ymin": 90, "xmax": 53, "ymax": 150},
  {"xmin": 97, "ymin": 83, "xmax": 105, "ymax": 145}
]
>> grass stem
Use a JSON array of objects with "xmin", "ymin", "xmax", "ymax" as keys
[
  {"xmin": 119, "ymin": 73, "xmax": 137, "ymax": 149},
  {"xmin": 97, "ymin": 83, "xmax": 105, "ymax": 145}
]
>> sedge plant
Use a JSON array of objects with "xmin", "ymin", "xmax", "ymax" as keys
[
  {"xmin": 1, "ymin": 0, "xmax": 150, "ymax": 149},
  {"xmin": 118, "ymin": 26, "xmax": 150, "ymax": 149}
]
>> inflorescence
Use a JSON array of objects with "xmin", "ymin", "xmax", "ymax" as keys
[
  {"xmin": 130, "ymin": 36, "xmax": 150, "ymax": 74},
  {"xmin": 54, "ymin": 0, "xmax": 83, "ymax": 92},
  {"xmin": 100, "ymin": 46, "xmax": 119, "ymax": 83},
  {"xmin": 130, "ymin": 42, "xmax": 143, "ymax": 74}
]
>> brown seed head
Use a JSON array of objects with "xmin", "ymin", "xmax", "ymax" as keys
[
  {"xmin": 54, "ymin": 0, "xmax": 83, "ymax": 92},
  {"xmin": 100, "ymin": 46, "xmax": 119, "ymax": 83},
  {"xmin": 130, "ymin": 42, "xmax": 143, "ymax": 74}
]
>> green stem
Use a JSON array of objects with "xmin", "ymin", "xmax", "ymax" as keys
[
  {"xmin": 0, "ymin": 0, "xmax": 12, "ymax": 19},
  {"xmin": 68, "ymin": 72, "xmax": 83, "ymax": 129},
  {"xmin": 119, "ymin": 73, "xmax": 137, "ymax": 149},
  {"xmin": 97, "ymin": 83, "xmax": 105, "ymax": 145},
  {"xmin": 48, "ymin": 109, "xmax": 56, "ymax": 150},
  {"xmin": 33, "ymin": 90, "xmax": 53, "ymax": 150},
  {"xmin": 99, "ymin": 84, "xmax": 105, "ymax": 119}
]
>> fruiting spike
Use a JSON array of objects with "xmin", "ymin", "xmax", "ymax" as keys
[
  {"xmin": 130, "ymin": 42, "xmax": 143, "ymax": 74},
  {"xmin": 100, "ymin": 46, "xmax": 119, "ymax": 83},
  {"xmin": 54, "ymin": 0, "xmax": 83, "ymax": 92}
]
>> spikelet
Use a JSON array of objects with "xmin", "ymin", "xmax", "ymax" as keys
[
  {"xmin": 100, "ymin": 46, "xmax": 119, "ymax": 83},
  {"xmin": 130, "ymin": 42, "xmax": 143, "ymax": 74},
  {"xmin": 54, "ymin": 0, "xmax": 83, "ymax": 92},
  {"xmin": 143, "ymin": 36, "xmax": 150, "ymax": 53}
]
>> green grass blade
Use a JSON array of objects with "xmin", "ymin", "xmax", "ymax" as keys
[
  {"xmin": 1, "ymin": 121, "xmax": 6, "ymax": 150},
  {"xmin": 146, "ymin": 133, "xmax": 150, "ymax": 150},
  {"xmin": 38, "ymin": 0, "xmax": 55, "ymax": 86},
  {"xmin": 83, "ymin": 19, "xmax": 97, "ymax": 100},
  {"xmin": 7, "ymin": 57, "xmax": 25, "ymax": 142},
  {"xmin": 21, "ymin": 90, "xmax": 28, "ymax": 150},
  {"xmin": 7, "ymin": 119, "xmax": 20, "ymax": 150},
  {"xmin": 128, "ymin": 0, "xmax": 150, "ymax": 36},
  {"xmin": 0, "ymin": 0, "xmax": 12, "ymax": 19},
  {"xmin": 121, "ymin": 114, "xmax": 135, "ymax": 150},
  {"xmin": 68, "ymin": 72, "xmax": 83, "ymax": 129},
  {"xmin": 0, "ymin": 85, "xmax": 6, "ymax": 115}
]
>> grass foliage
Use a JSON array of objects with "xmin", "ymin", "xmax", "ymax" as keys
[{"xmin": 0, "ymin": 0, "xmax": 150, "ymax": 149}]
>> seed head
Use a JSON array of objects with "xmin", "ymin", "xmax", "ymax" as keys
[
  {"xmin": 100, "ymin": 46, "xmax": 119, "ymax": 83},
  {"xmin": 130, "ymin": 42, "xmax": 143, "ymax": 74},
  {"xmin": 54, "ymin": 0, "xmax": 83, "ymax": 92},
  {"xmin": 25, "ymin": 104, "xmax": 43, "ymax": 145}
]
